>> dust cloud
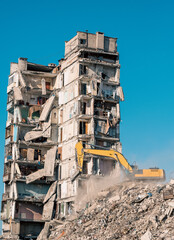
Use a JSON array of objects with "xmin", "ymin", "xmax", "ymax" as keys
[{"xmin": 75, "ymin": 163, "xmax": 128, "ymax": 211}]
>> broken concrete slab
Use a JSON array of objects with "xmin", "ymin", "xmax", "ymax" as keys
[
  {"xmin": 24, "ymin": 130, "xmax": 43, "ymax": 141},
  {"xmin": 39, "ymin": 95, "xmax": 55, "ymax": 122},
  {"xmin": 141, "ymin": 230, "xmax": 152, "ymax": 240},
  {"xmin": 42, "ymin": 121, "xmax": 51, "ymax": 138},
  {"xmin": 26, "ymin": 169, "xmax": 45, "ymax": 184},
  {"xmin": 108, "ymin": 194, "xmax": 120, "ymax": 203},
  {"xmin": 168, "ymin": 201, "xmax": 174, "ymax": 208},
  {"xmin": 43, "ymin": 181, "xmax": 57, "ymax": 204},
  {"xmin": 170, "ymin": 179, "xmax": 174, "ymax": 185},
  {"xmin": 42, "ymin": 194, "xmax": 56, "ymax": 221},
  {"xmin": 44, "ymin": 146, "xmax": 57, "ymax": 177},
  {"xmin": 163, "ymin": 189, "xmax": 174, "ymax": 200}
]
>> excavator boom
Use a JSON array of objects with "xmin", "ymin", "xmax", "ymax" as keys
[{"xmin": 83, "ymin": 148, "xmax": 133, "ymax": 172}]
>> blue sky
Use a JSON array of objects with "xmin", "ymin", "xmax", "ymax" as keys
[{"xmin": 0, "ymin": 0, "xmax": 174, "ymax": 210}]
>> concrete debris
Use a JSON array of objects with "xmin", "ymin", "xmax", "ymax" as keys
[
  {"xmin": 169, "ymin": 179, "xmax": 174, "ymax": 185},
  {"xmin": 48, "ymin": 181, "xmax": 174, "ymax": 240},
  {"xmin": 163, "ymin": 188, "xmax": 174, "ymax": 200},
  {"xmin": 108, "ymin": 194, "xmax": 120, "ymax": 203},
  {"xmin": 141, "ymin": 230, "xmax": 152, "ymax": 240}
]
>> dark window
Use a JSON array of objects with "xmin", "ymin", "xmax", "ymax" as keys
[
  {"xmin": 80, "ymin": 39, "xmax": 86, "ymax": 44},
  {"xmin": 81, "ymin": 102, "xmax": 86, "ymax": 114},
  {"xmin": 62, "ymin": 74, "xmax": 64, "ymax": 87},
  {"xmin": 83, "ymin": 161, "xmax": 88, "ymax": 174},
  {"xmin": 81, "ymin": 83, "xmax": 87, "ymax": 95},
  {"xmin": 60, "ymin": 128, "xmax": 63, "ymax": 142},
  {"xmin": 102, "ymin": 73, "xmax": 107, "ymax": 79},
  {"xmin": 79, "ymin": 65, "xmax": 87, "ymax": 75},
  {"xmin": 93, "ymin": 158, "xmax": 98, "ymax": 174},
  {"xmin": 46, "ymin": 82, "xmax": 50, "ymax": 90},
  {"xmin": 108, "ymin": 127, "xmax": 116, "ymax": 137},
  {"xmin": 59, "ymin": 184, "xmax": 61, "ymax": 199},
  {"xmin": 79, "ymin": 121, "xmax": 88, "ymax": 134},
  {"xmin": 59, "ymin": 165, "xmax": 62, "ymax": 180},
  {"xmin": 37, "ymin": 97, "xmax": 46, "ymax": 105},
  {"xmin": 97, "ymin": 83, "xmax": 100, "ymax": 95},
  {"xmin": 58, "ymin": 203, "xmax": 61, "ymax": 214}
]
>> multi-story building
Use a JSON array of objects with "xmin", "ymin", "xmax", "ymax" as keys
[{"xmin": 1, "ymin": 31, "xmax": 124, "ymax": 239}]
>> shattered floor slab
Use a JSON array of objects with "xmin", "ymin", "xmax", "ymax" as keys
[{"xmin": 26, "ymin": 169, "xmax": 45, "ymax": 184}]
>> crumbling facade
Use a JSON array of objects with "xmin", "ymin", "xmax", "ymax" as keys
[{"xmin": 1, "ymin": 32, "xmax": 124, "ymax": 239}]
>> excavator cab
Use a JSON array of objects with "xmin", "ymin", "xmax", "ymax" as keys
[{"xmin": 130, "ymin": 164, "xmax": 138, "ymax": 170}]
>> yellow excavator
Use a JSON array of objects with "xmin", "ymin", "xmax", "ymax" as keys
[{"xmin": 74, "ymin": 141, "xmax": 165, "ymax": 181}]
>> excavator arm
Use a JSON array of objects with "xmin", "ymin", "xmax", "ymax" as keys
[
  {"xmin": 84, "ymin": 148, "xmax": 133, "ymax": 172},
  {"xmin": 75, "ymin": 141, "xmax": 132, "ymax": 172}
]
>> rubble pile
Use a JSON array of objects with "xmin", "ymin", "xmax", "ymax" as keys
[{"xmin": 48, "ymin": 180, "xmax": 174, "ymax": 240}]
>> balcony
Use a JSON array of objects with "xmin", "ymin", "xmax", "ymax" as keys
[
  {"xmin": 7, "ymin": 100, "xmax": 14, "ymax": 112},
  {"xmin": 78, "ymin": 114, "xmax": 92, "ymax": 120},
  {"xmin": 95, "ymin": 134, "xmax": 119, "ymax": 142},
  {"xmin": 79, "ymin": 58, "xmax": 119, "ymax": 68}
]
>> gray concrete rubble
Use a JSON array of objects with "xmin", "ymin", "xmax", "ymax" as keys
[
  {"xmin": 48, "ymin": 181, "xmax": 174, "ymax": 240},
  {"xmin": 2, "ymin": 31, "xmax": 125, "ymax": 239}
]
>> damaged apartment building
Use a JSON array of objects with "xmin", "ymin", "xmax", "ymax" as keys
[{"xmin": 1, "ymin": 31, "xmax": 124, "ymax": 239}]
